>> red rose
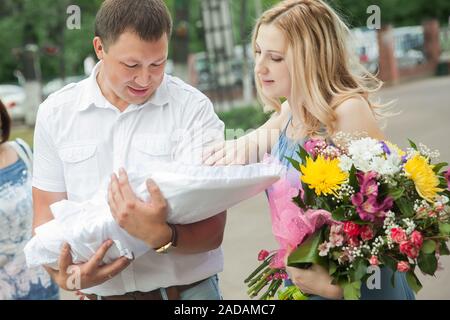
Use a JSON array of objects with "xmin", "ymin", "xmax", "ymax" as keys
[
  {"xmin": 360, "ymin": 225, "xmax": 374, "ymax": 241},
  {"xmin": 391, "ymin": 227, "xmax": 407, "ymax": 244},
  {"xmin": 399, "ymin": 241, "xmax": 420, "ymax": 259},
  {"xmin": 397, "ymin": 261, "xmax": 410, "ymax": 272},
  {"xmin": 410, "ymin": 231, "xmax": 423, "ymax": 248},
  {"xmin": 344, "ymin": 221, "xmax": 361, "ymax": 237},
  {"xmin": 348, "ymin": 236, "xmax": 360, "ymax": 247}
]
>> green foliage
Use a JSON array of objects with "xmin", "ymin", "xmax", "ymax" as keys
[{"xmin": 217, "ymin": 105, "xmax": 271, "ymax": 133}]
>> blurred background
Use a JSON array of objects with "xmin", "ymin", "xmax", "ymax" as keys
[{"xmin": 1, "ymin": 0, "xmax": 449, "ymax": 299}]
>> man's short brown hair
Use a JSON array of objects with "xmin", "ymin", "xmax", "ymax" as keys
[{"xmin": 95, "ymin": 0, "xmax": 172, "ymax": 50}]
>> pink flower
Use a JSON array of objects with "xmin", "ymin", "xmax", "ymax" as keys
[
  {"xmin": 410, "ymin": 231, "xmax": 423, "ymax": 249},
  {"xmin": 445, "ymin": 168, "xmax": 450, "ymax": 191},
  {"xmin": 399, "ymin": 241, "xmax": 420, "ymax": 259},
  {"xmin": 258, "ymin": 250, "xmax": 270, "ymax": 261},
  {"xmin": 343, "ymin": 221, "xmax": 361, "ymax": 237},
  {"xmin": 360, "ymin": 225, "xmax": 375, "ymax": 241},
  {"xmin": 369, "ymin": 255, "xmax": 379, "ymax": 266},
  {"xmin": 391, "ymin": 228, "xmax": 407, "ymax": 244},
  {"xmin": 329, "ymin": 233, "xmax": 345, "ymax": 247},
  {"xmin": 397, "ymin": 261, "xmax": 410, "ymax": 272},
  {"xmin": 304, "ymin": 139, "xmax": 326, "ymax": 158}
]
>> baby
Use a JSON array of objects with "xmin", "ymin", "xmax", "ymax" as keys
[{"xmin": 24, "ymin": 160, "xmax": 283, "ymax": 269}]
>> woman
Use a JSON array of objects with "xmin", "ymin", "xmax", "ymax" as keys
[
  {"xmin": 204, "ymin": 0, "xmax": 414, "ymax": 299},
  {"xmin": 0, "ymin": 99, "xmax": 59, "ymax": 300}
]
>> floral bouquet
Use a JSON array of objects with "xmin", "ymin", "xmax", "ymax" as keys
[{"xmin": 245, "ymin": 133, "xmax": 450, "ymax": 300}]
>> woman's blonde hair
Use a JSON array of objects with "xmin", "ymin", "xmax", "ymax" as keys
[{"xmin": 252, "ymin": 0, "xmax": 388, "ymax": 136}]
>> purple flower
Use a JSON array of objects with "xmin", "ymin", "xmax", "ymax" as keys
[
  {"xmin": 356, "ymin": 171, "xmax": 379, "ymax": 198},
  {"xmin": 352, "ymin": 172, "xmax": 393, "ymax": 222},
  {"xmin": 380, "ymin": 141, "xmax": 391, "ymax": 155},
  {"xmin": 401, "ymin": 155, "xmax": 408, "ymax": 164},
  {"xmin": 445, "ymin": 168, "xmax": 450, "ymax": 191}
]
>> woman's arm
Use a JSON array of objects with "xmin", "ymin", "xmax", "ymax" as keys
[{"xmin": 203, "ymin": 101, "xmax": 291, "ymax": 165}]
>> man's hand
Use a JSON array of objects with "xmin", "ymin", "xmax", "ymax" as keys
[
  {"xmin": 108, "ymin": 168, "xmax": 172, "ymax": 248},
  {"xmin": 46, "ymin": 240, "xmax": 132, "ymax": 291}
]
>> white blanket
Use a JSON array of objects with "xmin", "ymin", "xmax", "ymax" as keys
[{"xmin": 24, "ymin": 161, "xmax": 283, "ymax": 269}]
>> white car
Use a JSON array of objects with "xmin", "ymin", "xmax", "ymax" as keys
[{"xmin": 0, "ymin": 84, "xmax": 26, "ymax": 122}]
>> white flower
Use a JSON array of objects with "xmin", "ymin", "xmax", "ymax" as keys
[
  {"xmin": 348, "ymin": 138, "xmax": 384, "ymax": 161},
  {"xmin": 338, "ymin": 155, "xmax": 353, "ymax": 172},
  {"xmin": 318, "ymin": 242, "xmax": 331, "ymax": 256}
]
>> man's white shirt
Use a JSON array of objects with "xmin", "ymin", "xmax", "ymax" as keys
[{"xmin": 32, "ymin": 62, "xmax": 225, "ymax": 295}]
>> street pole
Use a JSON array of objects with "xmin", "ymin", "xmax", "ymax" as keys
[
  {"xmin": 240, "ymin": 0, "xmax": 253, "ymax": 104},
  {"xmin": 255, "ymin": 0, "xmax": 263, "ymax": 17}
]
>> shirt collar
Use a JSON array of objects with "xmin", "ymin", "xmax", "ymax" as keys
[{"xmin": 77, "ymin": 61, "xmax": 170, "ymax": 112}]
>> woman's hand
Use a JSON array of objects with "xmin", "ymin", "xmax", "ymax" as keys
[
  {"xmin": 285, "ymin": 264, "xmax": 343, "ymax": 300},
  {"xmin": 203, "ymin": 137, "xmax": 260, "ymax": 166}
]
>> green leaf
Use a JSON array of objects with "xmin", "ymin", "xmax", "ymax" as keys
[
  {"xmin": 342, "ymin": 281, "xmax": 361, "ymax": 300},
  {"xmin": 395, "ymin": 198, "xmax": 415, "ymax": 218},
  {"xmin": 302, "ymin": 182, "xmax": 316, "ymax": 207},
  {"xmin": 288, "ymin": 229, "xmax": 326, "ymax": 268},
  {"xmin": 348, "ymin": 165, "xmax": 358, "ymax": 191},
  {"xmin": 433, "ymin": 162, "xmax": 448, "ymax": 174},
  {"xmin": 293, "ymin": 195, "xmax": 307, "ymax": 210},
  {"xmin": 285, "ymin": 156, "xmax": 300, "ymax": 171},
  {"xmin": 388, "ymin": 187, "xmax": 405, "ymax": 200},
  {"xmin": 352, "ymin": 259, "xmax": 368, "ymax": 282},
  {"xmin": 332, "ymin": 207, "xmax": 347, "ymax": 221},
  {"xmin": 421, "ymin": 240, "xmax": 437, "ymax": 254},
  {"xmin": 380, "ymin": 254, "xmax": 397, "ymax": 271},
  {"xmin": 439, "ymin": 223, "xmax": 450, "ymax": 236},
  {"xmin": 329, "ymin": 261, "xmax": 338, "ymax": 276},
  {"xmin": 439, "ymin": 241, "xmax": 450, "ymax": 256},
  {"xmin": 406, "ymin": 271, "xmax": 423, "ymax": 294},
  {"xmin": 417, "ymin": 251, "xmax": 438, "ymax": 276},
  {"xmin": 296, "ymin": 145, "xmax": 310, "ymax": 164},
  {"xmin": 408, "ymin": 139, "xmax": 418, "ymax": 151}
]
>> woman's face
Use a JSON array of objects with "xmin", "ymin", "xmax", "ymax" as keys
[{"xmin": 254, "ymin": 23, "xmax": 291, "ymax": 100}]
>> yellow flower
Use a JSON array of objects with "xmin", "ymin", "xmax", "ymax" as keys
[
  {"xmin": 404, "ymin": 154, "xmax": 443, "ymax": 202},
  {"xmin": 385, "ymin": 141, "xmax": 406, "ymax": 157},
  {"xmin": 300, "ymin": 155, "xmax": 349, "ymax": 196}
]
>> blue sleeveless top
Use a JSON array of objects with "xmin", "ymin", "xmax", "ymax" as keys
[
  {"xmin": 270, "ymin": 118, "xmax": 415, "ymax": 300},
  {"xmin": 0, "ymin": 141, "xmax": 59, "ymax": 300}
]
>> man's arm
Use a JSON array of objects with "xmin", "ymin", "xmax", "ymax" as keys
[
  {"xmin": 109, "ymin": 170, "xmax": 227, "ymax": 254},
  {"xmin": 32, "ymin": 188, "xmax": 67, "ymax": 234},
  {"xmin": 173, "ymin": 211, "xmax": 227, "ymax": 254}
]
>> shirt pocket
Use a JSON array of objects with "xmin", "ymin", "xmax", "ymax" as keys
[
  {"xmin": 58, "ymin": 143, "xmax": 100, "ymax": 201},
  {"xmin": 131, "ymin": 134, "xmax": 173, "ymax": 163}
]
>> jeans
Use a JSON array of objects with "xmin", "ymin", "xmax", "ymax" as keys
[{"xmin": 160, "ymin": 275, "xmax": 222, "ymax": 300}]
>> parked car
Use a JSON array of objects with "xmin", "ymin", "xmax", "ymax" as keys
[
  {"xmin": 42, "ymin": 75, "xmax": 87, "ymax": 99},
  {"xmin": 0, "ymin": 84, "xmax": 26, "ymax": 122}
]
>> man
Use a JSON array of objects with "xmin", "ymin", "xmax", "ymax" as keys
[{"xmin": 32, "ymin": 0, "xmax": 226, "ymax": 300}]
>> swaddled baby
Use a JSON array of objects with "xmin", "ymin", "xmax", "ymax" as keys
[{"xmin": 24, "ymin": 160, "xmax": 284, "ymax": 269}]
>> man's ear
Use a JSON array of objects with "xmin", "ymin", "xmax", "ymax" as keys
[{"xmin": 93, "ymin": 37, "xmax": 105, "ymax": 60}]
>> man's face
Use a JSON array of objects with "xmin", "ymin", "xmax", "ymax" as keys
[{"xmin": 94, "ymin": 31, "xmax": 168, "ymax": 107}]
